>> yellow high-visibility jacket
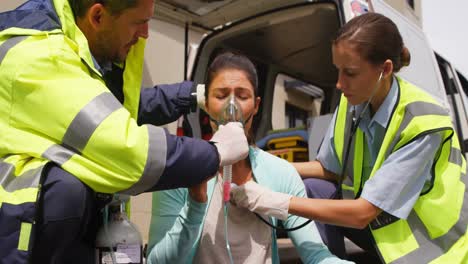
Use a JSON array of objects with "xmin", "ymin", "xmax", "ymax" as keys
[{"xmin": 0, "ymin": 0, "xmax": 219, "ymax": 262}]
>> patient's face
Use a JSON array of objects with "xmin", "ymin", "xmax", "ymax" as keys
[{"xmin": 206, "ymin": 68, "xmax": 260, "ymax": 135}]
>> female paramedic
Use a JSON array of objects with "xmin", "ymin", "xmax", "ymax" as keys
[
  {"xmin": 230, "ymin": 13, "xmax": 468, "ymax": 263},
  {"xmin": 146, "ymin": 52, "xmax": 352, "ymax": 264}
]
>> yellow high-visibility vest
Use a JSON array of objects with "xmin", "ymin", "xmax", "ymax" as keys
[{"xmin": 334, "ymin": 76, "xmax": 467, "ymax": 263}]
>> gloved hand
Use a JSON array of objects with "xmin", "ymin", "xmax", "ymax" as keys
[
  {"xmin": 230, "ymin": 181, "xmax": 292, "ymax": 220},
  {"xmin": 195, "ymin": 84, "xmax": 206, "ymax": 111},
  {"xmin": 210, "ymin": 122, "xmax": 249, "ymax": 166},
  {"xmin": 190, "ymin": 84, "xmax": 206, "ymax": 112}
]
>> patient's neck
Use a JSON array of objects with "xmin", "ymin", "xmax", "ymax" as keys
[{"xmin": 223, "ymin": 158, "xmax": 252, "ymax": 185}]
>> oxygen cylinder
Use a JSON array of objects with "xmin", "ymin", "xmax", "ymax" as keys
[{"xmin": 95, "ymin": 195, "xmax": 143, "ymax": 264}]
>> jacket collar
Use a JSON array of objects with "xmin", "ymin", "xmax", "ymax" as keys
[
  {"xmin": 0, "ymin": 0, "xmax": 100, "ymax": 76},
  {"xmin": 52, "ymin": 0, "xmax": 99, "ymax": 76}
]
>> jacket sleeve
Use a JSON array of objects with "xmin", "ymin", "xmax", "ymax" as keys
[
  {"xmin": 279, "ymin": 163, "xmax": 352, "ymax": 264},
  {"xmin": 138, "ymin": 81, "xmax": 194, "ymax": 126},
  {"xmin": 149, "ymin": 132, "xmax": 219, "ymax": 191},
  {"xmin": 147, "ymin": 189, "xmax": 206, "ymax": 264}
]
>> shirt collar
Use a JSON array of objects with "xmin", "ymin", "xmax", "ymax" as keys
[
  {"xmin": 91, "ymin": 54, "xmax": 112, "ymax": 76},
  {"xmin": 372, "ymin": 76, "xmax": 398, "ymax": 128}
]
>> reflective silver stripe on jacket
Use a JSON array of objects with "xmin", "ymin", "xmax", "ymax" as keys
[
  {"xmin": 385, "ymin": 101, "xmax": 449, "ymax": 158},
  {"xmin": 120, "ymin": 125, "xmax": 167, "ymax": 195},
  {"xmin": 62, "ymin": 92, "xmax": 121, "ymax": 153},
  {"xmin": 42, "ymin": 144, "xmax": 76, "ymax": 165},
  {"xmin": 0, "ymin": 36, "xmax": 44, "ymax": 193},
  {"xmin": 391, "ymin": 174, "xmax": 468, "ymax": 264},
  {"xmin": 449, "ymin": 147, "xmax": 464, "ymax": 166},
  {"xmin": 0, "ymin": 36, "xmax": 27, "ymax": 64},
  {"xmin": 0, "ymin": 159, "xmax": 43, "ymax": 192},
  {"xmin": 42, "ymin": 92, "xmax": 122, "ymax": 165}
]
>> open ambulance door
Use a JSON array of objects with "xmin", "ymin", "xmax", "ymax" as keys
[{"xmin": 181, "ymin": 1, "xmax": 343, "ymax": 146}]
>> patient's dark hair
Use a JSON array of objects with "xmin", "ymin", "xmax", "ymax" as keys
[
  {"xmin": 334, "ymin": 13, "xmax": 411, "ymax": 72},
  {"xmin": 69, "ymin": 0, "xmax": 139, "ymax": 18}
]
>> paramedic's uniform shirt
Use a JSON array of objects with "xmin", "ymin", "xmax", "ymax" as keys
[{"xmin": 317, "ymin": 77, "xmax": 442, "ymax": 219}]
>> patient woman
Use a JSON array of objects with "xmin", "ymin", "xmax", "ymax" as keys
[{"xmin": 146, "ymin": 52, "xmax": 351, "ymax": 264}]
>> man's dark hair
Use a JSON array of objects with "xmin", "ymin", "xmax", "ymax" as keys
[{"xmin": 69, "ymin": 0, "xmax": 139, "ymax": 18}]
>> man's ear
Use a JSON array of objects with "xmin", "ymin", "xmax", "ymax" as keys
[{"xmin": 87, "ymin": 4, "xmax": 107, "ymax": 30}]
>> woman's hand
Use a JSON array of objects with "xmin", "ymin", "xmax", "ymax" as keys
[
  {"xmin": 230, "ymin": 181, "xmax": 292, "ymax": 220},
  {"xmin": 189, "ymin": 180, "xmax": 208, "ymax": 203}
]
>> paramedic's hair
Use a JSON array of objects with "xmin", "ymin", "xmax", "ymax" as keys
[
  {"xmin": 70, "ymin": 0, "xmax": 139, "ymax": 18},
  {"xmin": 205, "ymin": 52, "xmax": 259, "ymax": 98},
  {"xmin": 334, "ymin": 13, "xmax": 411, "ymax": 72}
]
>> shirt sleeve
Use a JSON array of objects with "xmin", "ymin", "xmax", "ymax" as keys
[
  {"xmin": 147, "ymin": 189, "xmax": 207, "ymax": 264},
  {"xmin": 316, "ymin": 111, "xmax": 342, "ymax": 175},
  {"xmin": 360, "ymin": 132, "xmax": 443, "ymax": 219}
]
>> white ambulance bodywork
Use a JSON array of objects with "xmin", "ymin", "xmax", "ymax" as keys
[
  {"xmin": 2, "ymin": 0, "xmax": 467, "ymax": 257},
  {"xmin": 146, "ymin": 2, "xmax": 468, "ymax": 256},
  {"xmin": 149, "ymin": 0, "xmax": 468, "ymax": 159}
]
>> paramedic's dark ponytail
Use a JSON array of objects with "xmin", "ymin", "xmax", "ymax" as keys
[
  {"xmin": 400, "ymin": 46, "xmax": 411, "ymax": 68},
  {"xmin": 334, "ymin": 13, "xmax": 411, "ymax": 72}
]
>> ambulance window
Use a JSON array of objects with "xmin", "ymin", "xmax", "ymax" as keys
[
  {"xmin": 456, "ymin": 70, "xmax": 468, "ymax": 155},
  {"xmin": 272, "ymin": 73, "xmax": 324, "ymax": 130},
  {"xmin": 285, "ymin": 103, "xmax": 308, "ymax": 128},
  {"xmin": 438, "ymin": 62, "xmax": 456, "ymax": 95},
  {"xmin": 457, "ymin": 71, "xmax": 468, "ymax": 96},
  {"xmin": 436, "ymin": 54, "xmax": 467, "ymax": 154}
]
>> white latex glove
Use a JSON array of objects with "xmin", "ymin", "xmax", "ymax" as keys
[
  {"xmin": 195, "ymin": 84, "xmax": 206, "ymax": 111},
  {"xmin": 230, "ymin": 181, "xmax": 292, "ymax": 220},
  {"xmin": 210, "ymin": 122, "xmax": 249, "ymax": 166}
]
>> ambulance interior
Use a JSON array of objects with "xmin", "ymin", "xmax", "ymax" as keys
[{"xmin": 185, "ymin": 2, "xmax": 343, "ymax": 161}]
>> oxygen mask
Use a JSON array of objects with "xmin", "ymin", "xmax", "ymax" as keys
[{"xmin": 210, "ymin": 94, "xmax": 249, "ymax": 128}]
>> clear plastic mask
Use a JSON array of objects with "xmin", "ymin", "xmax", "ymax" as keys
[
  {"xmin": 209, "ymin": 94, "xmax": 253, "ymax": 129},
  {"xmin": 219, "ymin": 94, "xmax": 244, "ymax": 125},
  {"xmin": 210, "ymin": 94, "xmax": 250, "ymax": 127}
]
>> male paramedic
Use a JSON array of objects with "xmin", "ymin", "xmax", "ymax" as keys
[{"xmin": 0, "ymin": 0, "xmax": 248, "ymax": 263}]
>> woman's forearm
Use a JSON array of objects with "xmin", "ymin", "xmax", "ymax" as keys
[
  {"xmin": 288, "ymin": 197, "xmax": 381, "ymax": 229},
  {"xmin": 292, "ymin": 161, "xmax": 338, "ymax": 181}
]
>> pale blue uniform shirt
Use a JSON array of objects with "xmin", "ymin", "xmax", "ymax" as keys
[
  {"xmin": 317, "ymin": 77, "xmax": 442, "ymax": 219},
  {"xmin": 91, "ymin": 55, "xmax": 112, "ymax": 75}
]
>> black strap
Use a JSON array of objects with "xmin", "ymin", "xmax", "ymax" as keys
[{"xmin": 254, "ymin": 213, "xmax": 312, "ymax": 232}]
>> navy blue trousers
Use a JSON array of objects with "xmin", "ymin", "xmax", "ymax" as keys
[
  {"xmin": 302, "ymin": 178, "xmax": 380, "ymax": 260},
  {"xmin": 31, "ymin": 165, "xmax": 103, "ymax": 264}
]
